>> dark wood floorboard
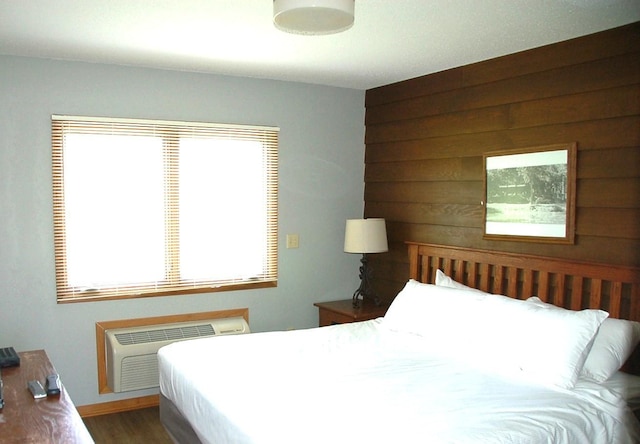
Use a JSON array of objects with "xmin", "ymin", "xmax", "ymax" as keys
[{"xmin": 83, "ymin": 406, "xmax": 173, "ymax": 443}]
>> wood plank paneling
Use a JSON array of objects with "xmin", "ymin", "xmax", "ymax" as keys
[
  {"xmin": 364, "ymin": 23, "xmax": 640, "ymax": 300},
  {"xmin": 579, "ymin": 147, "xmax": 640, "ymax": 179},
  {"xmin": 578, "ymin": 178, "xmax": 640, "ymax": 208},
  {"xmin": 366, "ymin": 23, "xmax": 640, "ymax": 107},
  {"xmin": 366, "ymin": 117, "xmax": 640, "ymax": 163},
  {"xmin": 366, "ymin": 53, "xmax": 640, "ymax": 125},
  {"xmin": 366, "ymin": 85, "xmax": 639, "ymax": 144},
  {"xmin": 577, "ymin": 208, "xmax": 640, "ymax": 239},
  {"xmin": 508, "ymin": 84, "xmax": 640, "ymax": 127},
  {"xmin": 365, "ymin": 157, "xmax": 481, "ymax": 182},
  {"xmin": 365, "ymin": 181, "xmax": 482, "ymax": 205},
  {"xmin": 365, "ymin": 202, "xmax": 482, "ymax": 227}
]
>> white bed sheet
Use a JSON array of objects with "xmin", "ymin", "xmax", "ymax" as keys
[{"xmin": 158, "ymin": 319, "xmax": 640, "ymax": 444}]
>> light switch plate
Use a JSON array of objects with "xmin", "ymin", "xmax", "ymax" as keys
[{"xmin": 286, "ymin": 234, "xmax": 299, "ymax": 249}]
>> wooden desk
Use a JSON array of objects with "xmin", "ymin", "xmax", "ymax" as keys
[
  {"xmin": 0, "ymin": 350, "xmax": 94, "ymax": 443},
  {"xmin": 314, "ymin": 299, "xmax": 389, "ymax": 327}
]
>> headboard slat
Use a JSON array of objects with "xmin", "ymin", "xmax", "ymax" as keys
[
  {"xmin": 493, "ymin": 265, "xmax": 504, "ymax": 295},
  {"xmin": 443, "ymin": 259, "xmax": 453, "ymax": 277},
  {"xmin": 507, "ymin": 267, "xmax": 518, "ymax": 297},
  {"xmin": 468, "ymin": 262, "xmax": 478, "ymax": 288},
  {"xmin": 407, "ymin": 242, "xmax": 640, "ymax": 321},
  {"xmin": 538, "ymin": 272, "xmax": 550, "ymax": 301},
  {"xmin": 632, "ymin": 284, "xmax": 640, "ymax": 320},
  {"xmin": 522, "ymin": 269, "xmax": 534, "ymax": 298},
  {"xmin": 610, "ymin": 281, "xmax": 623, "ymax": 319},
  {"xmin": 590, "ymin": 279, "xmax": 603, "ymax": 311},
  {"xmin": 571, "ymin": 277, "xmax": 583, "ymax": 311},
  {"xmin": 480, "ymin": 263, "xmax": 490, "ymax": 293},
  {"xmin": 422, "ymin": 256, "xmax": 431, "ymax": 284},
  {"xmin": 554, "ymin": 274, "xmax": 566, "ymax": 306}
]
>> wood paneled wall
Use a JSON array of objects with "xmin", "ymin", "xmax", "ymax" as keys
[{"xmin": 364, "ymin": 22, "xmax": 640, "ymax": 302}]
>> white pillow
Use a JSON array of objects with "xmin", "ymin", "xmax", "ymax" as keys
[
  {"xmin": 384, "ymin": 282, "xmax": 608, "ymax": 389},
  {"xmin": 527, "ymin": 297, "xmax": 640, "ymax": 382},
  {"xmin": 383, "ymin": 279, "xmax": 494, "ymax": 342},
  {"xmin": 503, "ymin": 299, "xmax": 607, "ymax": 389},
  {"xmin": 435, "ymin": 269, "xmax": 488, "ymax": 294}
]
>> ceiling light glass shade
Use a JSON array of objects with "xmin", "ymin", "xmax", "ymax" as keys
[
  {"xmin": 273, "ymin": 0, "xmax": 355, "ymax": 35},
  {"xmin": 344, "ymin": 218, "xmax": 388, "ymax": 254}
]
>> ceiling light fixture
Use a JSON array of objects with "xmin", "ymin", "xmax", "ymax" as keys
[{"xmin": 273, "ymin": 0, "xmax": 355, "ymax": 35}]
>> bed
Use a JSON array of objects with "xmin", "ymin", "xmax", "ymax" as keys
[{"xmin": 158, "ymin": 242, "xmax": 640, "ymax": 443}]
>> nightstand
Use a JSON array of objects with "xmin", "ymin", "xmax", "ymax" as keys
[{"xmin": 314, "ymin": 299, "xmax": 389, "ymax": 327}]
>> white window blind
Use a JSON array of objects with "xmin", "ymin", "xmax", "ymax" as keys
[{"xmin": 52, "ymin": 115, "xmax": 278, "ymax": 302}]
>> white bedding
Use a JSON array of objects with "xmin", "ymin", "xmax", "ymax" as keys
[{"xmin": 158, "ymin": 319, "xmax": 640, "ymax": 444}]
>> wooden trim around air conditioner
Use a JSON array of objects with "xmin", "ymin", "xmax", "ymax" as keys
[{"xmin": 95, "ymin": 308, "xmax": 249, "ymax": 395}]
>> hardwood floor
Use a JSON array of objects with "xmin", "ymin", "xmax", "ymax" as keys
[{"xmin": 83, "ymin": 406, "xmax": 173, "ymax": 443}]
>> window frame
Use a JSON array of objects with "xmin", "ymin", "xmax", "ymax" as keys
[{"xmin": 52, "ymin": 115, "xmax": 279, "ymax": 303}]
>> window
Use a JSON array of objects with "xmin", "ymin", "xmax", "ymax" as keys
[{"xmin": 52, "ymin": 116, "xmax": 278, "ymax": 302}]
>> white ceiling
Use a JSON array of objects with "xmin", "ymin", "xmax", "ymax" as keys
[{"xmin": 1, "ymin": 0, "xmax": 638, "ymax": 90}]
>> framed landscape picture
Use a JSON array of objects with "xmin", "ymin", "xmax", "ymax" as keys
[{"xmin": 483, "ymin": 143, "xmax": 577, "ymax": 244}]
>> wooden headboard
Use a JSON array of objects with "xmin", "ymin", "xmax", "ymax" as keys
[{"xmin": 407, "ymin": 242, "xmax": 640, "ymax": 322}]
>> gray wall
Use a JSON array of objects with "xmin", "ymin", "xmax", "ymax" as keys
[{"xmin": 0, "ymin": 55, "xmax": 366, "ymax": 406}]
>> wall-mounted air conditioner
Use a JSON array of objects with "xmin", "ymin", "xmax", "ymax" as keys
[{"xmin": 105, "ymin": 316, "xmax": 250, "ymax": 392}]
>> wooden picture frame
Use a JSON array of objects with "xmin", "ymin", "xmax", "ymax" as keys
[{"xmin": 483, "ymin": 143, "xmax": 577, "ymax": 244}]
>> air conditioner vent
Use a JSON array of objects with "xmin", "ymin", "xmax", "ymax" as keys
[
  {"xmin": 105, "ymin": 316, "xmax": 250, "ymax": 392},
  {"xmin": 114, "ymin": 323, "xmax": 216, "ymax": 346}
]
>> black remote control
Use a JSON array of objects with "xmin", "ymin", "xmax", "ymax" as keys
[
  {"xmin": 0, "ymin": 347, "xmax": 20, "ymax": 368},
  {"xmin": 45, "ymin": 374, "xmax": 61, "ymax": 396}
]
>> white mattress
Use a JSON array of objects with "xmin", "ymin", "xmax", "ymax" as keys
[{"xmin": 158, "ymin": 319, "xmax": 640, "ymax": 444}]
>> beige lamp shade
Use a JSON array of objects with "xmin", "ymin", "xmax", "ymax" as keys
[{"xmin": 344, "ymin": 218, "xmax": 388, "ymax": 254}]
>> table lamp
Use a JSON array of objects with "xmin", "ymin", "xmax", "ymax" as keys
[{"xmin": 344, "ymin": 218, "xmax": 388, "ymax": 308}]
